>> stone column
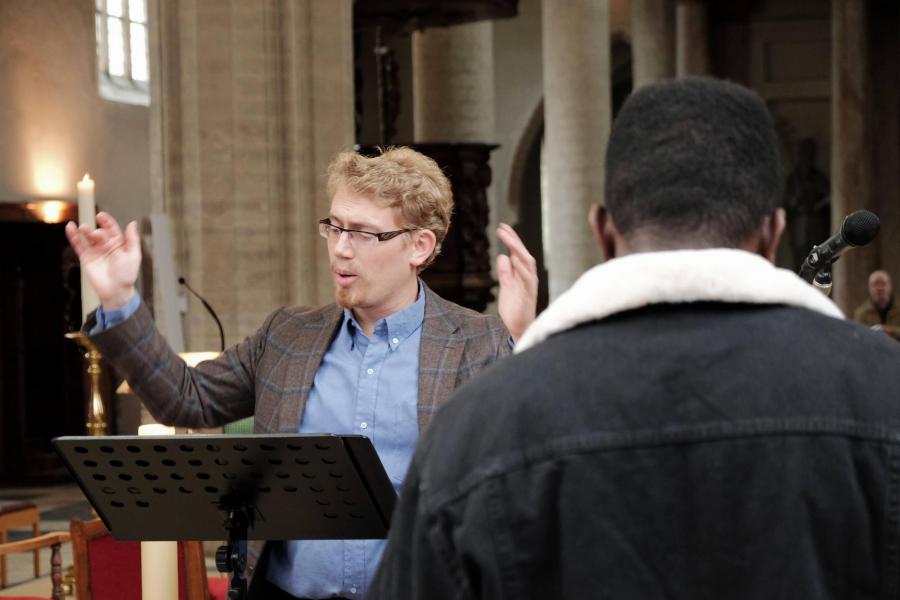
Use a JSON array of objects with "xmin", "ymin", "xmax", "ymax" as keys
[
  {"xmin": 541, "ymin": 0, "xmax": 610, "ymax": 300},
  {"xmin": 676, "ymin": 0, "xmax": 709, "ymax": 77},
  {"xmin": 409, "ymin": 22, "xmax": 498, "ymax": 311},
  {"xmin": 631, "ymin": 0, "xmax": 675, "ymax": 88},
  {"xmin": 150, "ymin": 0, "xmax": 353, "ymax": 349},
  {"xmin": 831, "ymin": 0, "xmax": 875, "ymax": 314},
  {"xmin": 411, "ymin": 21, "xmax": 495, "ymax": 143}
]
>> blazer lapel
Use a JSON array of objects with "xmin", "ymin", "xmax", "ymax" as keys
[
  {"xmin": 417, "ymin": 287, "xmax": 464, "ymax": 433},
  {"xmin": 267, "ymin": 303, "xmax": 343, "ymax": 433}
]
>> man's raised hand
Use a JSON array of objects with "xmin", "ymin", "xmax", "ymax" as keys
[
  {"xmin": 496, "ymin": 223, "xmax": 538, "ymax": 343},
  {"xmin": 65, "ymin": 212, "xmax": 141, "ymax": 310}
]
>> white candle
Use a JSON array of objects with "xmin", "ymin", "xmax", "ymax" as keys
[
  {"xmin": 137, "ymin": 424, "xmax": 176, "ymax": 436},
  {"xmin": 76, "ymin": 174, "xmax": 96, "ymax": 227},
  {"xmin": 77, "ymin": 174, "xmax": 100, "ymax": 324},
  {"xmin": 138, "ymin": 423, "xmax": 180, "ymax": 600}
]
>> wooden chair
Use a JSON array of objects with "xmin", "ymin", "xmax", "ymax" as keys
[
  {"xmin": 69, "ymin": 518, "xmax": 227, "ymax": 600},
  {"xmin": 0, "ymin": 500, "xmax": 41, "ymax": 588},
  {"xmin": 0, "ymin": 531, "xmax": 70, "ymax": 600}
]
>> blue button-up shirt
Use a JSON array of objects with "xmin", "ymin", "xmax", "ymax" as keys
[
  {"xmin": 90, "ymin": 291, "xmax": 143, "ymax": 333},
  {"xmin": 267, "ymin": 285, "xmax": 425, "ymax": 599}
]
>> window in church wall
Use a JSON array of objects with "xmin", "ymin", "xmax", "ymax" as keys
[{"xmin": 95, "ymin": 0, "xmax": 149, "ymax": 106}]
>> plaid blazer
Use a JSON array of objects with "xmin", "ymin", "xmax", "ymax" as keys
[{"xmin": 87, "ymin": 284, "xmax": 510, "ymax": 581}]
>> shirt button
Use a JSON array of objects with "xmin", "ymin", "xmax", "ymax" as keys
[
  {"xmin": 392, "ymin": 337, "xmax": 399, "ymax": 345},
  {"xmin": 366, "ymin": 368, "xmax": 374, "ymax": 375},
  {"xmin": 360, "ymin": 422, "xmax": 368, "ymax": 429},
  {"xmin": 350, "ymin": 587, "xmax": 358, "ymax": 594}
]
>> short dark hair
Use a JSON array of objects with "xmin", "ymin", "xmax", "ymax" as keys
[{"xmin": 604, "ymin": 77, "xmax": 782, "ymax": 247}]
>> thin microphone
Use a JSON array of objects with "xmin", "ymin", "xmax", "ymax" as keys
[
  {"xmin": 178, "ymin": 277, "xmax": 225, "ymax": 352},
  {"xmin": 799, "ymin": 210, "xmax": 880, "ymax": 284}
]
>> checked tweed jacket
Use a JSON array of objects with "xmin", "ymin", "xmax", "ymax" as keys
[{"xmin": 86, "ymin": 284, "xmax": 511, "ymax": 581}]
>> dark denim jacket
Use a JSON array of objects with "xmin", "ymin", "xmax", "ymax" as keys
[{"xmin": 371, "ymin": 304, "xmax": 900, "ymax": 600}]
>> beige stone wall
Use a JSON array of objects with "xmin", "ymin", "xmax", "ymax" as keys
[
  {"xmin": 151, "ymin": 0, "xmax": 353, "ymax": 349},
  {"xmin": 0, "ymin": 0, "xmax": 151, "ymax": 222}
]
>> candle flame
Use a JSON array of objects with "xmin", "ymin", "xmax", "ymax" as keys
[{"xmin": 81, "ymin": 174, "xmax": 93, "ymax": 184}]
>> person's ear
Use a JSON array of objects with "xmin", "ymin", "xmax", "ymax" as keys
[
  {"xmin": 589, "ymin": 204, "xmax": 619, "ymax": 260},
  {"xmin": 758, "ymin": 208, "xmax": 786, "ymax": 262},
  {"xmin": 409, "ymin": 229, "xmax": 437, "ymax": 269}
]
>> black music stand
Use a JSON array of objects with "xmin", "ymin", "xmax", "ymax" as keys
[{"xmin": 53, "ymin": 433, "xmax": 397, "ymax": 600}]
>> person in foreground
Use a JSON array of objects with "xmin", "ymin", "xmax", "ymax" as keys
[
  {"xmin": 64, "ymin": 147, "xmax": 538, "ymax": 600},
  {"xmin": 370, "ymin": 77, "xmax": 900, "ymax": 600}
]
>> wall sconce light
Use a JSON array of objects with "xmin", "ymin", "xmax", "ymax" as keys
[{"xmin": 25, "ymin": 200, "xmax": 76, "ymax": 224}]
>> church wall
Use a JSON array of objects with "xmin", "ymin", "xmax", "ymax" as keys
[
  {"xmin": 151, "ymin": 1, "xmax": 354, "ymax": 352},
  {"xmin": 711, "ymin": 0, "xmax": 832, "ymax": 272},
  {"xmin": 490, "ymin": 0, "xmax": 545, "ymax": 230},
  {"xmin": 870, "ymin": 5, "xmax": 900, "ymax": 288},
  {"xmin": 355, "ymin": 27, "xmax": 415, "ymax": 147},
  {"xmin": 0, "ymin": 0, "xmax": 151, "ymax": 222}
]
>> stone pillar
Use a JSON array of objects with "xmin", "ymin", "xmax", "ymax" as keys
[
  {"xmin": 411, "ymin": 21, "xmax": 495, "ymax": 143},
  {"xmin": 150, "ymin": 0, "xmax": 353, "ymax": 349},
  {"xmin": 631, "ymin": 0, "xmax": 675, "ymax": 88},
  {"xmin": 831, "ymin": 0, "xmax": 875, "ymax": 314},
  {"xmin": 409, "ymin": 22, "xmax": 498, "ymax": 310},
  {"xmin": 541, "ymin": 0, "xmax": 610, "ymax": 300},
  {"xmin": 676, "ymin": 0, "xmax": 709, "ymax": 77}
]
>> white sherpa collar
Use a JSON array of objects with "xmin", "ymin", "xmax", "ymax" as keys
[{"xmin": 515, "ymin": 248, "xmax": 844, "ymax": 353}]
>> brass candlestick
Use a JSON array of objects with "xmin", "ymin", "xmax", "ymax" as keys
[{"xmin": 65, "ymin": 332, "xmax": 108, "ymax": 436}]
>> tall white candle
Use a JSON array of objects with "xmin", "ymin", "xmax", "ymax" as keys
[
  {"xmin": 138, "ymin": 423, "xmax": 180, "ymax": 600},
  {"xmin": 77, "ymin": 174, "xmax": 100, "ymax": 324}
]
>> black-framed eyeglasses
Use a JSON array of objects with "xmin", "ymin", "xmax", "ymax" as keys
[{"xmin": 318, "ymin": 218, "xmax": 415, "ymax": 245}]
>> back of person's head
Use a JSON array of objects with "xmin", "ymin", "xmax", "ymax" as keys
[
  {"xmin": 605, "ymin": 76, "xmax": 782, "ymax": 248},
  {"xmin": 326, "ymin": 146, "xmax": 453, "ymax": 269}
]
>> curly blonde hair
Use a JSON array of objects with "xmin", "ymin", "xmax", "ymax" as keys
[{"xmin": 326, "ymin": 147, "xmax": 453, "ymax": 270}]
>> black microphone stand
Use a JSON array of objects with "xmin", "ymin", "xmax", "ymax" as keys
[
  {"xmin": 812, "ymin": 264, "xmax": 833, "ymax": 296},
  {"xmin": 178, "ymin": 277, "xmax": 226, "ymax": 351},
  {"xmin": 798, "ymin": 247, "xmax": 823, "ymax": 284},
  {"xmin": 799, "ymin": 246, "xmax": 834, "ymax": 296}
]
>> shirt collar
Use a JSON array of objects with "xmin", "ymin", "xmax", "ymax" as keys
[{"xmin": 343, "ymin": 279, "xmax": 426, "ymax": 351}]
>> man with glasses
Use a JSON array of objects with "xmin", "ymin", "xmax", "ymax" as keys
[{"xmin": 65, "ymin": 146, "xmax": 538, "ymax": 600}]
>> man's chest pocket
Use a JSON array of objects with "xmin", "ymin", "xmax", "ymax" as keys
[{"xmin": 391, "ymin": 396, "xmax": 419, "ymax": 445}]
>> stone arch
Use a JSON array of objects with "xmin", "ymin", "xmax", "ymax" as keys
[{"xmin": 506, "ymin": 99, "xmax": 548, "ymax": 311}]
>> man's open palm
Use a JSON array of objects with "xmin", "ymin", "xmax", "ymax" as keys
[
  {"xmin": 496, "ymin": 223, "xmax": 538, "ymax": 342},
  {"xmin": 65, "ymin": 212, "xmax": 141, "ymax": 309}
]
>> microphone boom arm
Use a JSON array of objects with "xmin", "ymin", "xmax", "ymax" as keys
[{"xmin": 178, "ymin": 277, "xmax": 226, "ymax": 352}]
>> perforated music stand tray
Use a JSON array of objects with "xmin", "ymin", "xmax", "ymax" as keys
[{"xmin": 53, "ymin": 433, "xmax": 397, "ymax": 599}]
